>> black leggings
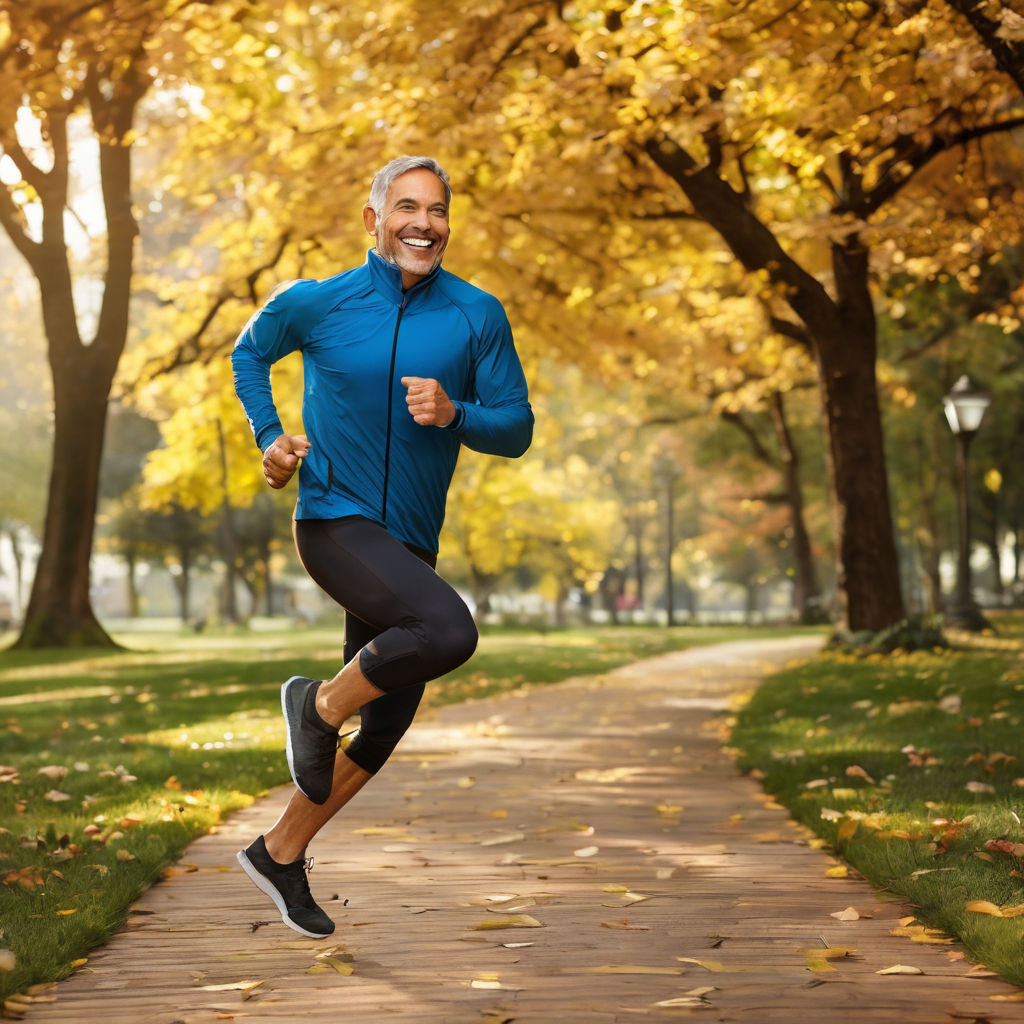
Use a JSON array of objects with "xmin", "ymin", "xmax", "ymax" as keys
[{"xmin": 293, "ymin": 516, "xmax": 478, "ymax": 774}]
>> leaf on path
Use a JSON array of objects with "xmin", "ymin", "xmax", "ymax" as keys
[
  {"xmin": 480, "ymin": 832, "xmax": 525, "ymax": 847},
  {"xmin": 890, "ymin": 923, "xmax": 952, "ymax": 943},
  {"xmin": 830, "ymin": 906, "xmax": 867, "ymax": 921},
  {"xmin": 307, "ymin": 955, "xmax": 354, "ymax": 976},
  {"xmin": 473, "ymin": 914, "xmax": 543, "ymax": 930},
  {"xmin": 876, "ymin": 964, "xmax": 923, "ymax": 975},
  {"xmin": 602, "ymin": 920, "xmax": 650, "ymax": 931},
  {"xmin": 486, "ymin": 898, "xmax": 536, "ymax": 914},
  {"xmin": 574, "ymin": 846, "xmax": 599, "ymax": 858},
  {"xmin": 653, "ymin": 996, "xmax": 714, "ymax": 1008},
  {"xmin": 198, "ymin": 980, "xmax": 264, "ymax": 993},
  {"xmin": 502, "ymin": 942, "xmax": 533, "ymax": 949},
  {"xmin": 990, "ymin": 992, "xmax": 1024, "ymax": 1001},
  {"xmin": 825, "ymin": 865, "xmax": 848, "ymax": 878},
  {"xmin": 965, "ymin": 964, "xmax": 998, "ymax": 977},
  {"xmin": 797, "ymin": 946, "xmax": 856, "ymax": 961}
]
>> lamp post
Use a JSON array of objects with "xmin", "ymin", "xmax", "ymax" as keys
[
  {"xmin": 942, "ymin": 374, "xmax": 992, "ymax": 632},
  {"xmin": 652, "ymin": 453, "xmax": 680, "ymax": 627}
]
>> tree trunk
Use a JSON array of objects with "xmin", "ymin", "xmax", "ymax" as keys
[
  {"xmin": 644, "ymin": 136, "xmax": 906, "ymax": 633},
  {"xmin": 6, "ymin": 56, "xmax": 146, "ymax": 647},
  {"xmin": 17, "ymin": 350, "xmax": 115, "ymax": 647},
  {"xmin": 813, "ymin": 322, "xmax": 905, "ymax": 631},
  {"xmin": 216, "ymin": 419, "xmax": 240, "ymax": 624},
  {"xmin": 125, "ymin": 547, "xmax": 140, "ymax": 619},
  {"xmin": 768, "ymin": 392, "xmax": 824, "ymax": 622}
]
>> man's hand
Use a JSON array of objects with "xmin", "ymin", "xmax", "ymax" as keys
[
  {"xmin": 401, "ymin": 376, "xmax": 455, "ymax": 427},
  {"xmin": 262, "ymin": 433, "xmax": 311, "ymax": 489}
]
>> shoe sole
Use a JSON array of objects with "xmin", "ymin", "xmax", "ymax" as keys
[
  {"xmin": 281, "ymin": 675, "xmax": 325, "ymax": 804},
  {"xmin": 236, "ymin": 848, "xmax": 333, "ymax": 939}
]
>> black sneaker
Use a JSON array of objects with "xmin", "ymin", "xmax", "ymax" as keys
[
  {"xmin": 281, "ymin": 675, "xmax": 339, "ymax": 805},
  {"xmin": 236, "ymin": 835, "xmax": 335, "ymax": 938}
]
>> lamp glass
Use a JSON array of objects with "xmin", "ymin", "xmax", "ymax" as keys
[{"xmin": 943, "ymin": 393, "xmax": 990, "ymax": 434}]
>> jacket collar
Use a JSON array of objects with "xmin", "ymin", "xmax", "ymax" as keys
[{"xmin": 366, "ymin": 248, "xmax": 442, "ymax": 305}]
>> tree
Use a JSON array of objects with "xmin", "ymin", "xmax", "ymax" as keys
[
  {"xmin": 407, "ymin": 0, "xmax": 1024, "ymax": 632},
  {"xmin": 0, "ymin": 2, "xmax": 227, "ymax": 645}
]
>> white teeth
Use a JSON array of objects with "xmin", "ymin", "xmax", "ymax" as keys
[{"xmin": 403, "ymin": 238, "xmax": 432, "ymax": 248}]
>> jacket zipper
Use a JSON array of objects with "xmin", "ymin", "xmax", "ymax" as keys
[{"xmin": 381, "ymin": 294, "xmax": 406, "ymax": 523}]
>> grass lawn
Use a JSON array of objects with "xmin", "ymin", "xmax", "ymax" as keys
[
  {"xmin": 730, "ymin": 610, "xmax": 1024, "ymax": 987},
  {"xmin": 0, "ymin": 620, "xmax": 804, "ymax": 1003}
]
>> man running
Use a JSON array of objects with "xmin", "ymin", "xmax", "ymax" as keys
[{"xmin": 231, "ymin": 155, "xmax": 533, "ymax": 937}]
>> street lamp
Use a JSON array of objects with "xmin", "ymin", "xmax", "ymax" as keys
[
  {"xmin": 652, "ymin": 453, "xmax": 680, "ymax": 627},
  {"xmin": 942, "ymin": 374, "xmax": 992, "ymax": 632}
]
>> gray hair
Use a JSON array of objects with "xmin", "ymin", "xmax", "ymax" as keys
[{"xmin": 367, "ymin": 156, "xmax": 452, "ymax": 216}]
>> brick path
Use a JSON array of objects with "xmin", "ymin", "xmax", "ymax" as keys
[{"xmin": 22, "ymin": 636, "xmax": 1024, "ymax": 1023}]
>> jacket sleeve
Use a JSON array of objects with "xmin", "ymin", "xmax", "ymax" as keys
[
  {"xmin": 231, "ymin": 280, "xmax": 315, "ymax": 451},
  {"xmin": 448, "ymin": 300, "xmax": 533, "ymax": 457}
]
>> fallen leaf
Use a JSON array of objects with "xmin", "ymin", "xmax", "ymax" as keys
[
  {"xmin": 845, "ymin": 765, "xmax": 875, "ymax": 784},
  {"xmin": 37, "ymin": 766, "xmax": 68, "ymax": 782},
  {"xmin": 601, "ymin": 920, "xmax": 650, "ymax": 931},
  {"xmin": 796, "ymin": 946, "xmax": 856, "ymax": 960},
  {"xmin": 964, "ymin": 900, "xmax": 1024, "ymax": 918},
  {"xmin": 825, "ymin": 865, "xmax": 849, "ymax": 878},
  {"xmin": 966, "ymin": 964, "xmax": 998, "ymax": 977},
  {"xmin": 480, "ymin": 832, "xmax": 525, "ymax": 847},
  {"xmin": 0, "ymin": 950, "xmax": 14, "ymax": 973},
  {"xmin": 473, "ymin": 914, "xmax": 542, "ymax": 930},
  {"xmin": 115, "ymin": 849, "xmax": 136, "ymax": 861},
  {"xmin": 574, "ymin": 845, "xmax": 599, "ymax": 858},
  {"xmin": 876, "ymin": 964, "xmax": 924, "ymax": 975},
  {"xmin": 44, "ymin": 790, "xmax": 72, "ymax": 802},
  {"xmin": 55, "ymin": 909, "xmax": 77, "ymax": 916},
  {"xmin": 653, "ymin": 996, "xmax": 713, "ymax": 1008},
  {"xmin": 198, "ymin": 980, "xmax": 264, "ymax": 993},
  {"xmin": 830, "ymin": 907, "xmax": 861, "ymax": 921},
  {"xmin": 990, "ymin": 993, "xmax": 1024, "ymax": 1001}
]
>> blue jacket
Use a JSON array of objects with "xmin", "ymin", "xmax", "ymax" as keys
[{"xmin": 232, "ymin": 250, "xmax": 533, "ymax": 552}]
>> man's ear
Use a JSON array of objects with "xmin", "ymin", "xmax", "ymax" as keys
[{"xmin": 362, "ymin": 205, "xmax": 378, "ymax": 237}]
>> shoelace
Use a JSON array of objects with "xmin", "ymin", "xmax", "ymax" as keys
[{"xmin": 303, "ymin": 856, "xmax": 314, "ymax": 874}]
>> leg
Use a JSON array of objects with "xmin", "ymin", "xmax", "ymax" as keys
[{"xmin": 294, "ymin": 517, "xmax": 476, "ymax": 730}]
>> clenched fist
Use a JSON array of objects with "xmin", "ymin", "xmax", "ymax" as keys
[
  {"xmin": 262, "ymin": 433, "xmax": 311, "ymax": 489},
  {"xmin": 401, "ymin": 376, "xmax": 455, "ymax": 427}
]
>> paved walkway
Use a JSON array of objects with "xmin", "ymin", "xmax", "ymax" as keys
[{"xmin": 24, "ymin": 637, "xmax": 1024, "ymax": 1023}]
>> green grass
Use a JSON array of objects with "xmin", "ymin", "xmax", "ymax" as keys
[
  {"xmin": 0, "ymin": 620, "xmax": 805, "ymax": 1001},
  {"xmin": 730, "ymin": 609, "xmax": 1024, "ymax": 987}
]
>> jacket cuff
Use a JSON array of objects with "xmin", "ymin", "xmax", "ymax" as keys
[{"xmin": 443, "ymin": 403, "xmax": 465, "ymax": 431}]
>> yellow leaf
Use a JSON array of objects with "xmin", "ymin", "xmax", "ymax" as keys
[
  {"xmin": 876, "ymin": 964, "xmax": 924, "ymax": 975},
  {"xmin": 55, "ymin": 909, "xmax": 77, "ymax": 916},
  {"xmin": 825, "ymin": 865, "xmax": 848, "ymax": 878},
  {"xmin": 837, "ymin": 819, "xmax": 858, "ymax": 843},
  {"xmin": 473, "ymin": 914, "xmax": 542, "ymax": 930},
  {"xmin": 796, "ymin": 946, "xmax": 856, "ymax": 960},
  {"xmin": 965, "ymin": 900, "xmax": 1006, "ymax": 917}
]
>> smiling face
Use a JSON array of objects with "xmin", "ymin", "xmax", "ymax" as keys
[{"xmin": 363, "ymin": 168, "xmax": 450, "ymax": 289}]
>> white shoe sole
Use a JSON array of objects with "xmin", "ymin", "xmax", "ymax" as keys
[{"xmin": 236, "ymin": 848, "xmax": 331, "ymax": 939}]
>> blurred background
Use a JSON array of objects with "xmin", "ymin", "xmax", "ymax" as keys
[{"xmin": 1, "ymin": 0, "xmax": 1023, "ymax": 646}]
